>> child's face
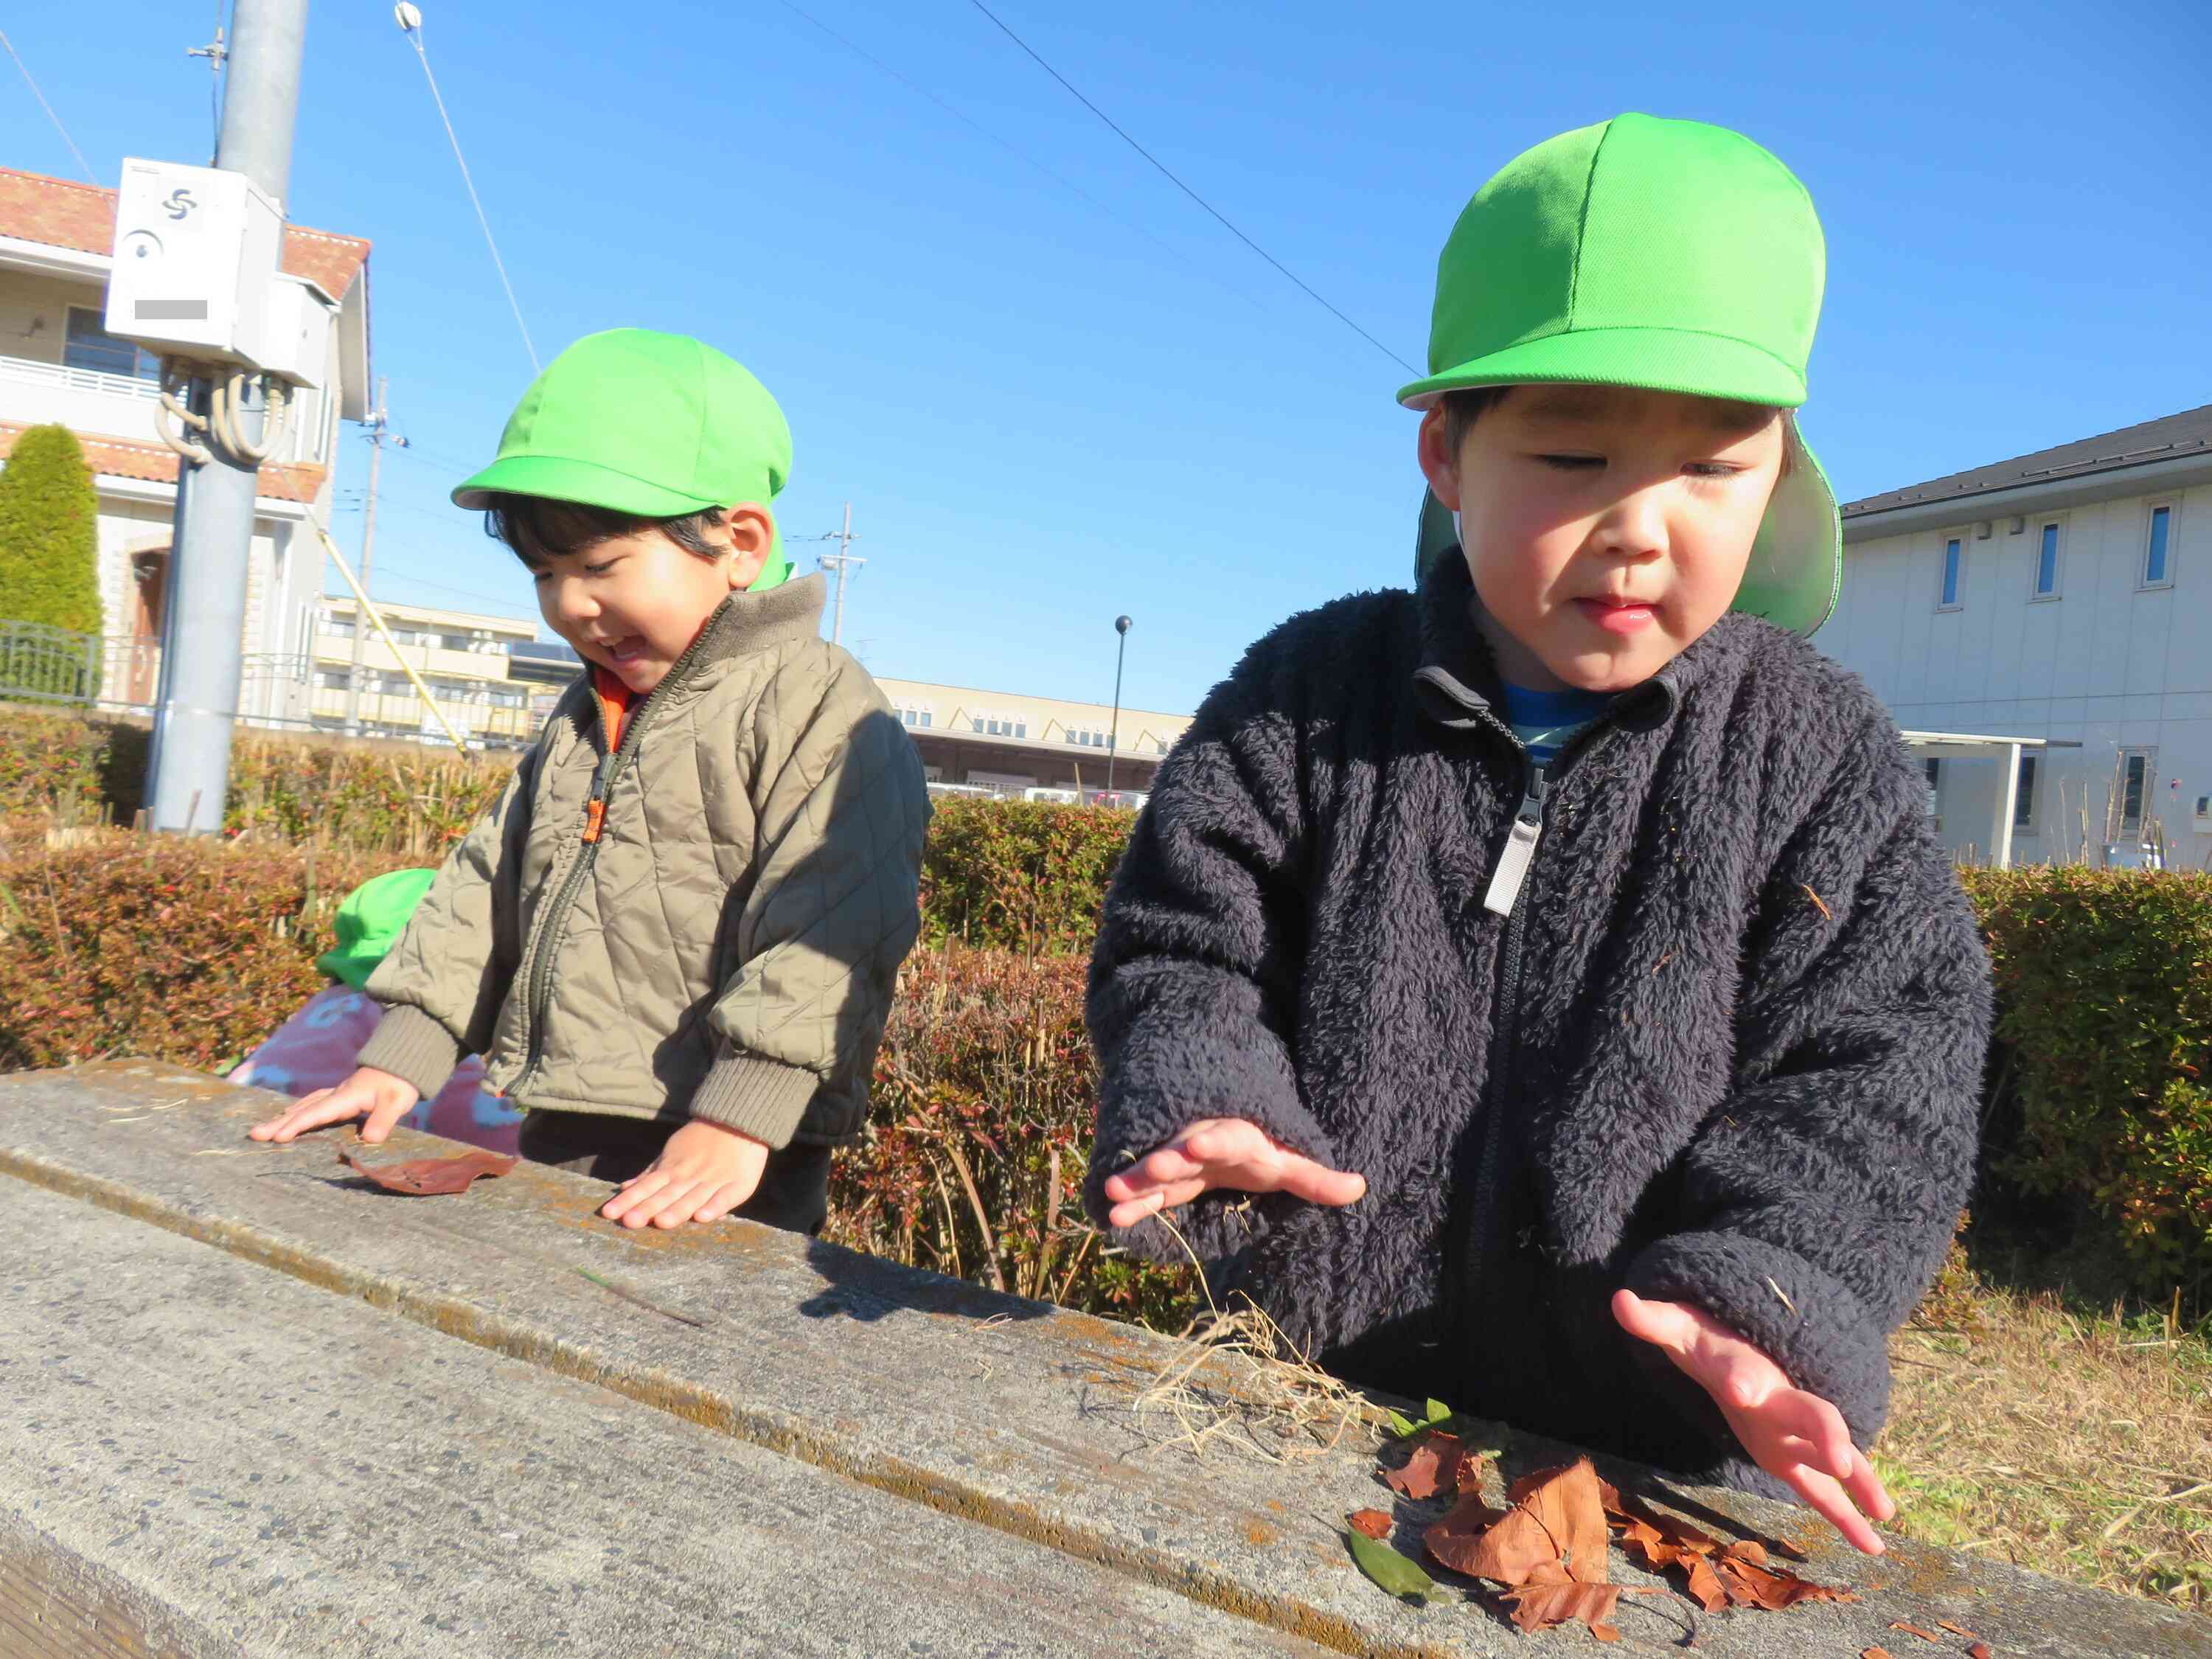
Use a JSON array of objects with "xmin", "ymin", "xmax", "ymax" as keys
[
  {"xmin": 1418, "ymin": 385, "xmax": 1784, "ymax": 694},
  {"xmin": 526, "ymin": 504, "xmax": 773, "ymax": 693}
]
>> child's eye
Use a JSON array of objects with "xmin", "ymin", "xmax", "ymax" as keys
[
  {"xmin": 526, "ymin": 568, "xmax": 549, "ymax": 584},
  {"xmin": 1686, "ymin": 462, "xmax": 1746, "ymax": 479},
  {"xmin": 584, "ymin": 559, "xmax": 619, "ymax": 576},
  {"xmin": 1536, "ymin": 454, "xmax": 1604, "ymax": 471}
]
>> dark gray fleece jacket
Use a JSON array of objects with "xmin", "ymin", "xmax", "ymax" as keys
[{"xmin": 1083, "ymin": 554, "xmax": 1990, "ymax": 1495}]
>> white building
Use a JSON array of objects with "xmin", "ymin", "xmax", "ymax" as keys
[
  {"xmin": 874, "ymin": 676, "xmax": 1193, "ymax": 803},
  {"xmin": 0, "ymin": 163, "xmax": 372, "ymax": 727},
  {"xmin": 1820, "ymin": 404, "xmax": 2212, "ymax": 867}
]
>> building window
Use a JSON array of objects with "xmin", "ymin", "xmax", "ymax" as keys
[
  {"xmin": 895, "ymin": 703, "xmax": 933, "ymax": 730},
  {"xmin": 2032, "ymin": 521, "xmax": 2062, "ymax": 599},
  {"xmin": 1922, "ymin": 757, "xmax": 1941, "ymax": 818},
  {"xmin": 63, "ymin": 306, "xmax": 160, "ymax": 380},
  {"xmin": 2013, "ymin": 753, "xmax": 2037, "ymax": 831},
  {"xmin": 1938, "ymin": 536, "xmax": 1963, "ymax": 610},
  {"xmin": 2115, "ymin": 749, "xmax": 2154, "ymax": 839},
  {"xmin": 2143, "ymin": 503, "xmax": 2174, "ymax": 588}
]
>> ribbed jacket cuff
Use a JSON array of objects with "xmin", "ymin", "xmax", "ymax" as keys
[
  {"xmin": 356, "ymin": 1005, "xmax": 467, "ymax": 1103},
  {"xmin": 688, "ymin": 1052, "xmax": 818, "ymax": 1149}
]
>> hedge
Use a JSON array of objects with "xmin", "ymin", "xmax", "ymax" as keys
[
  {"xmin": 1965, "ymin": 866, "xmax": 2212, "ymax": 1301},
  {"xmin": 7, "ymin": 708, "xmax": 2208, "ymax": 1309}
]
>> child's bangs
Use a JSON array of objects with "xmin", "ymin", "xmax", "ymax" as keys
[{"xmin": 483, "ymin": 494, "xmax": 650, "ymax": 564}]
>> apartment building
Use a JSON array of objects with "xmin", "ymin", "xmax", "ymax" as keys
[
  {"xmin": 874, "ymin": 676, "xmax": 1193, "ymax": 801},
  {"xmin": 1820, "ymin": 403, "xmax": 2212, "ymax": 866},
  {"xmin": 311, "ymin": 597, "xmax": 540, "ymax": 748},
  {"xmin": 0, "ymin": 164, "xmax": 372, "ymax": 726}
]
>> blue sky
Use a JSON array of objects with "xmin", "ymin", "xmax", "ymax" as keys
[{"xmin": 7, "ymin": 1, "xmax": 2208, "ymax": 714}]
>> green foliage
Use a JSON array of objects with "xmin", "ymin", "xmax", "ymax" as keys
[
  {"xmin": 0, "ymin": 705, "xmax": 509, "ymax": 853},
  {"xmin": 0, "ymin": 424, "xmax": 102, "ymax": 634},
  {"xmin": 1963, "ymin": 866, "xmax": 2212, "ymax": 1305},
  {"xmin": 919, "ymin": 796, "xmax": 1134, "ymax": 955}
]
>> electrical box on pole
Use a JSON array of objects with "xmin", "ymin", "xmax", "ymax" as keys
[{"xmin": 105, "ymin": 159, "xmax": 283, "ymax": 370}]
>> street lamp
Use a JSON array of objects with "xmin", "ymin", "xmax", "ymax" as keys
[{"xmin": 1106, "ymin": 615, "xmax": 1132, "ymax": 798}]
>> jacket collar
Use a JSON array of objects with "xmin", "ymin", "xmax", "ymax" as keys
[
  {"xmin": 647, "ymin": 573, "xmax": 829, "ymax": 711},
  {"xmin": 1410, "ymin": 549, "xmax": 1690, "ymax": 737}
]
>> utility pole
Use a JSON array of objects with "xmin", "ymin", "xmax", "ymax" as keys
[
  {"xmin": 142, "ymin": 0, "xmax": 305, "ymax": 834},
  {"xmin": 1106, "ymin": 614, "xmax": 1131, "ymax": 798},
  {"xmin": 344, "ymin": 376, "xmax": 400, "ymax": 737},
  {"xmin": 817, "ymin": 501, "xmax": 864, "ymax": 647}
]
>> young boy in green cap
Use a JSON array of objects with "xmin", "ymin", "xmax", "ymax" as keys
[
  {"xmin": 253, "ymin": 329, "xmax": 931, "ymax": 1237},
  {"xmin": 1085, "ymin": 116, "xmax": 1990, "ymax": 1554}
]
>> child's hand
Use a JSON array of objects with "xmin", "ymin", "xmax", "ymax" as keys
[
  {"xmin": 1101, "ymin": 1118, "xmax": 1367, "ymax": 1229},
  {"xmin": 1611, "ymin": 1289, "xmax": 1896, "ymax": 1556},
  {"xmin": 248, "ymin": 1065, "xmax": 420, "ymax": 1144},
  {"xmin": 598, "ymin": 1119, "xmax": 770, "ymax": 1230}
]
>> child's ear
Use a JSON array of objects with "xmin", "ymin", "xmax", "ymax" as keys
[
  {"xmin": 1416, "ymin": 406, "xmax": 1464, "ymax": 512},
  {"xmin": 720, "ymin": 503, "xmax": 775, "ymax": 590}
]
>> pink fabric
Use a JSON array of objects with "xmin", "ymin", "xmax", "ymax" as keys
[{"xmin": 229, "ymin": 984, "xmax": 523, "ymax": 1155}]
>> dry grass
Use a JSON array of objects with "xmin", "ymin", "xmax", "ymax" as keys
[{"xmin": 1876, "ymin": 1247, "xmax": 2212, "ymax": 1613}]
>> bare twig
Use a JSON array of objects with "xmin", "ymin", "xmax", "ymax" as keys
[{"xmin": 944, "ymin": 1138, "xmax": 1006, "ymax": 1294}]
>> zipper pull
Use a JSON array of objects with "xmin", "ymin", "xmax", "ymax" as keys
[
  {"xmin": 580, "ymin": 750, "xmax": 621, "ymax": 844},
  {"xmin": 1483, "ymin": 764, "xmax": 1547, "ymax": 917}
]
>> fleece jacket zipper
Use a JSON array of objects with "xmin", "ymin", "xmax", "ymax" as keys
[{"xmin": 507, "ymin": 622, "xmax": 722, "ymax": 1099}]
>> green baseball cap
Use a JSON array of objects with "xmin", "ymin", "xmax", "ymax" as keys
[
  {"xmin": 316, "ymin": 868, "xmax": 439, "ymax": 991},
  {"xmin": 1402, "ymin": 114, "xmax": 1841, "ymax": 636},
  {"xmin": 453, "ymin": 329, "xmax": 794, "ymax": 586}
]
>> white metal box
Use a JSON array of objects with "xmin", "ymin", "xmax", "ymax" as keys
[
  {"xmin": 104, "ymin": 158, "xmax": 282, "ymax": 370},
  {"xmin": 256, "ymin": 274, "xmax": 335, "ymax": 389}
]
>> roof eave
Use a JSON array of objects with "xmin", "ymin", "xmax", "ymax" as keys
[{"xmin": 1843, "ymin": 450, "xmax": 2212, "ymax": 543}]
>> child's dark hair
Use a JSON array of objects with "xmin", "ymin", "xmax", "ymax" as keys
[
  {"xmin": 484, "ymin": 494, "xmax": 728, "ymax": 564},
  {"xmin": 1439, "ymin": 386, "xmax": 1800, "ymax": 479}
]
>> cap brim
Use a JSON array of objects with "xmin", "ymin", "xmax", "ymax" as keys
[
  {"xmin": 1397, "ymin": 327, "xmax": 1806, "ymax": 411},
  {"xmin": 1411, "ymin": 427, "xmax": 1840, "ymax": 638},
  {"xmin": 316, "ymin": 947, "xmax": 378, "ymax": 990},
  {"xmin": 451, "ymin": 453, "xmax": 722, "ymax": 515}
]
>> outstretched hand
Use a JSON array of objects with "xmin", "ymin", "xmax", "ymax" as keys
[
  {"xmin": 1100, "ymin": 1117, "xmax": 1366, "ymax": 1230},
  {"xmin": 248, "ymin": 1065, "xmax": 420, "ymax": 1145},
  {"xmin": 1612, "ymin": 1288, "xmax": 1896, "ymax": 1556}
]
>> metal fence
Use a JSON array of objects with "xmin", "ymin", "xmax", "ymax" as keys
[{"xmin": 0, "ymin": 619, "xmax": 316, "ymax": 732}]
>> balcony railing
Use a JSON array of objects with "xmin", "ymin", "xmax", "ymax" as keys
[{"xmin": 0, "ymin": 352, "xmax": 321, "ymax": 467}]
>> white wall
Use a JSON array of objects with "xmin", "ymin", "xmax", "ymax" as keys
[{"xmin": 1818, "ymin": 483, "xmax": 2208, "ymax": 866}]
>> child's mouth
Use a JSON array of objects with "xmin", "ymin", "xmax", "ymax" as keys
[
  {"xmin": 1573, "ymin": 598, "xmax": 1657, "ymax": 636},
  {"xmin": 602, "ymin": 636, "xmax": 646, "ymax": 664}
]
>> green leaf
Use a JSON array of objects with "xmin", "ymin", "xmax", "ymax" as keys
[
  {"xmin": 1385, "ymin": 1408, "xmax": 1421, "ymax": 1439},
  {"xmin": 1423, "ymin": 1397, "xmax": 1455, "ymax": 1426},
  {"xmin": 1347, "ymin": 1531, "xmax": 1434, "ymax": 1605}
]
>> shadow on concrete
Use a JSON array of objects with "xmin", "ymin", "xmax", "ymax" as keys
[{"xmin": 797, "ymin": 1233, "xmax": 1054, "ymax": 1327}]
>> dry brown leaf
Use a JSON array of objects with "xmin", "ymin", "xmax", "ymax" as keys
[
  {"xmin": 1713, "ymin": 1552, "xmax": 1857, "ymax": 1612},
  {"xmin": 1421, "ymin": 1488, "xmax": 1511, "ymax": 1573},
  {"xmin": 1381, "ymin": 1430, "xmax": 1467, "ymax": 1500},
  {"xmin": 1966, "ymin": 1646, "xmax": 1992, "ymax": 1659},
  {"xmin": 1936, "ymin": 1623, "xmax": 1979, "ymax": 1638},
  {"xmin": 338, "ymin": 1147, "xmax": 516, "ymax": 1195},
  {"xmin": 1683, "ymin": 1554, "xmax": 1729, "ymax": 1615},
  {"xmin": 1506, "ymin": 1458, "xmax": 1611, "ymax": 1584},
  {"xmin": 1348, "ymin": 1509, "xmax": 1392, "ymax": 1540},
  {"xmin": 1862, "ymin": 1649, "xmax": 1893, "ymax": 1659},
  {"xmin": 1721, "ymin": 1538, "xmax": 1767, "ymax": 1567},
  {"xmin": 1441, "ymin": 1500, "xmax": 1562, "ymax": 1585},
  {"xmin": 1501, "ymin": 1578, "xmax": 1624, "ymax": 1639},
  {"xmin": 1887, "ymin": 1621, "xmax": 1942, "ymax": 1643}
]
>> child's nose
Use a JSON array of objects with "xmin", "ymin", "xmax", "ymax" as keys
[
  {"xmin": 1593, "ymin": 487, "xmax": 1669, "ymax": 563},
  {"xmin": 550, "ymin": 577, "xmax": 598, "ymax": 627}
]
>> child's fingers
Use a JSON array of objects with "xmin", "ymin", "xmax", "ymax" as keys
[
  {"xmin": 248, "ymin": 1088, "xmax": 348, "ymax": 1143},
  {"xmin": 601, "ymin": 1168, "xmax": 672, "ymax": 1224},
  {"xmin": 1843, "ymin": 1444, "xmax": 1896, "ymax": 1523},
  {"xmin": 1270, "ymin": 1157, "xmax": 1366, "ymax": 1207},
  {"xmin": 1102, "ymin": 1143, "xmax": 1208, "ymax": 1203},
  {"xmin": 356, "ymin": 1093, "xmax": 417, "ymax": 1146},
  {"xmin": 1105, "ymin": 1177, "xmax": 1208, "ymax": 1228},
  {"xmin": 1780, "ymin": 1461, "xmax": 1885, "ymax": 1557},
  {"xmin": 690, "ymin": 1179, "xmax": 755, "ymax": 1225}
]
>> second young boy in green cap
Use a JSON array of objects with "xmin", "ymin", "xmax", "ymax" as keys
[
  {"xmin": 1085, "ymin": 116, "xmax": 1991, "ymax": 1554},
  {"xmin": 254, "ymin": 329, "xmax": 930, "ymax": 1236}
]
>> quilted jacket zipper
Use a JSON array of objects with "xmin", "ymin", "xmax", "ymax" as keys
[{"xmin": 506, "ymin": 619, "xmax": 724, "ymax": 1098}]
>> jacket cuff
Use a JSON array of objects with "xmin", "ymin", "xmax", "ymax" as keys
[
  {"xmin": 1627, "ymin": 1231, "xmax": 1892, "ymax": 1446},
  {"xmin": 356, "ymin": 1004, "xmax": 466, "ymax": 1102},
  {"xmin": 688, "ymin": 1051, "xmax": 819, "ymax": 1149}
]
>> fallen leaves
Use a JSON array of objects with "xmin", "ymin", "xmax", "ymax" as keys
[
  {"xmin": 337, "ymin": 1146, "xmax": 516, "ymax": 1195},
  {"xmin": 1348, "ymin": 1509, "xmax": 1393, "ymax": 1540},
  {"xmin": 1348, "ymin": 1419, "xmax": 1869, "ymax": 1641},
  {"xmin": 1889, "ymin": 1622, "xmax": 1943, "ymax": 1642}
]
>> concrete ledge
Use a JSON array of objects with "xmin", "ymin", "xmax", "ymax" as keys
[{"xmin": 3, "ymin": 1061, "xmax": 2205, "ymax": 1658}]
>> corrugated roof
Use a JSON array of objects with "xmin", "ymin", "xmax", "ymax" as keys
[
  {"xmin": 0, "ymin": 419, "xmax": 326, "ymax": 504},
  {"xmin": 1842, "ymin": 403, "xmax": 2212, "ymax": 518},
  {"xmin": 0, "ymin": 164, "xmax": 369, "ymax": 300}
]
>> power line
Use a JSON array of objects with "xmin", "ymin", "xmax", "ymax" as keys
[
  {"xmin": 774, "ymin": 0, "xmax": 1257, "ymax": 309},
  {"xmin": 394, "ymin": 8, "xmax": 539, "ymax": 372},
  {"xmin": 965, "ymin": 1, "xmax": 1416, "ymax": 375},
  {"xmin": 0, "ymin": 27, "xmax": 99, "ymax": 185}
]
